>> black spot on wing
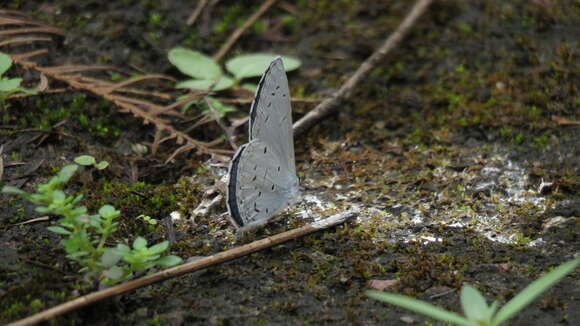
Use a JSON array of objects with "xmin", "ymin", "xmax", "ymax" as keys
[{"xmin": 227, "ymin": 145, "xmax": 247, "ymax": 227}]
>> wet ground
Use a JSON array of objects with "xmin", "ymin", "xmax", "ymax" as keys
[{"xmin": 1, "ymin": 0, "xmax": 579, "ymax": 325}]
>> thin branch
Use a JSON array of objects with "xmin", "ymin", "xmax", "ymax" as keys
[
  {"xmin": 186, "ymin": 0, "xmax": 209, "ymax": 26},
  {"xmin": 212, "ymin": 0, "xmax": 278, "ymax": 62},
  {"xmin": 292, "ymin": 0, "xmax": 434, "ymax": 136},
  {"xmin": 0, "ymin": 36, "xmax": 53, "ymax": 47},
  {"xmin": 6, "ymin": 211, "xmax": 355, "ymax": 326},
  {"xmin": 552, "ymin": 115, "xmax": 580, "ymax": 126}
]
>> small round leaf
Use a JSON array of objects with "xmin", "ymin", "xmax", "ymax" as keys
[
  {"xmin": 176, "ymin": 77, "xmax": 234, "ymax": 91},
  {"xmin": 74, "ymin": 155, "xmax": 96, "ymax": 166},
  {"xmin": 168, "ymin": 48, "xmax": 221, "ymax": 79},
  {"xmin": 225, "ymin": 54, "xmax": 301, "ymax": 79}
]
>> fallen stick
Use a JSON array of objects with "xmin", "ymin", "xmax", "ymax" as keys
[
  {"xmin": 292, "ymin": 0, "xmax": 434, "ymax": 136},
  {"xmin": 212, "ymin": 0, "xmax": 278, "ymax": 62},
  {"xmin": 8, "ymin": 210, "xmax": 356, "ymax": 326},
  {"xmin": 186, "ymin": 0, "xmax": 208, "ymax": 26}
]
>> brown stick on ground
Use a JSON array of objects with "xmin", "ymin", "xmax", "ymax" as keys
[
  {"xmin": 186, "ymin": 0, "xmax": 209, "ymax": 26},
  {"xmin": 292, "ymin": 0, "xmax": 434, "ymax": 136},
  {"xmin": 212, "ymin": 0, "xmax": 278, "ymax": 62},
  {"xmin": 7, "ymin": 210, "xmax": 356, "ymax": 326}
]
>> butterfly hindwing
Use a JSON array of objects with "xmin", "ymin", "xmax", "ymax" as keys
[{"xmin": 227, "ymin": 140, "xmax": 299, "ymax": 230}]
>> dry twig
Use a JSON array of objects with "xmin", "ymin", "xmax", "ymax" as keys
[
  {"xmin": 552, "ymin": 115, "xmax": 580, "ymax": 126},
  {"xmin": 212, "ymin": 0, "xmax": 278, "ymax": 62},
  {"xmin": 186, "ymin": 0, "xmax": 209, "ymax": 26},
  {"xmin": 292, "ymin": 0, "xmax": 434, "ymax": 136}
]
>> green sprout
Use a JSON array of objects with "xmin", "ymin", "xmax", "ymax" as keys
[
  {"xmin": 0, "ymin": 52, "xmax": 37, "ymax": 104},
  {"xmin": 74, "ymin": 155, "xmax": 110, "ymax": 170},
  {"xmin": 366, "ymin": 257, "xmax": 579, "ymax": 326},
  {"xmin": 167, "ymin": 48, "xmax": 301, "ymax": 117},
  {"xmin": 2, "ymin": 164, "xmax": 182, "ymax": 286},
  {"xmin": 137, "ymin": 214, "xmax": 158, "ymax": 225}
]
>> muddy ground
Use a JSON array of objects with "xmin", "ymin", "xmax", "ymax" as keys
[{"xmin": 0, "ymin": 0, "xmax": 579, "ymax": 325}]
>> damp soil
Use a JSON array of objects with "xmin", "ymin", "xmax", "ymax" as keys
[{"xmin": 1, "ymin": 1, "xmax": 579, "ymax": 325}]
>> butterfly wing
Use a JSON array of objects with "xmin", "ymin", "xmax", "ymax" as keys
[
  {"xmin": 227, "ymin": 140, "xmax": 300, "ymax": 230},
  {"xmin": 248, "ymin": 57, "xmax": 296, "ymax": 175}
]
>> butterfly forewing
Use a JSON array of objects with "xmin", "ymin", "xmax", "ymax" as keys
[{"xmin": 249, "ymin": 58, "xmax": 296, "ymax": 175}]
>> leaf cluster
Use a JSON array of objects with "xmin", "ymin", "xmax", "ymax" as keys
[
  {"xmin": 0, "ymin": 52, "xmax": 37, "ymax": 104},
  {"xmin": 2, "ymin": 164, "xmax": 182, "ymax": 286},
  {"xmin": 168, "ymin": 49, "xmax": 301, "ymax": 117}
]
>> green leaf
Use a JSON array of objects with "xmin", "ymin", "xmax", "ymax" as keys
[
  {"xmin": 95, "ymin": 161, "xmax": 109, "ymax": 170},
  {"xmin": 74, "ymin": 155, "xmax": 96, "ymax": 166},
  {"xmin": 99, "ymin": 205, "xmax": 120, "ymax": 220},
  {"xmin": 148, "ymin": 241, "xmax": 169, "ymax": 255},
  {"xmin": 0, "ymin": 78, "xmax": 22, "ymax": 92},
  {"xmin": 101, "ymin": 249, "xmax": 122, "ymax": 267},
  {"xmin": 241, "ymin": 83, "xmax": 258, "ymax": 92},
  {"xmin": 0, "ymin": 52, "xmax": 12, "ymax": 76},
  {"xmin": 206, "ymin": 96, "xmax": 236, "ymax": 118},
  {"xmin": 168, "ymin": 48, "xmax": 221, "ymax": 79},
  {"xmin": 460, "ymin": 285, "xmax": 489, "ymax": 323},
  {"xmin": 57, "ymin": 165, "xmax": 79, "ymax": 183},
  {"xmin": 51, "ymin": 190, "xmax": 66, "ymax": 204},
  {"xmin": 133, "ymin": 237, "xmax": 147, "ymax": 250},
  {"xmin": 176, "ymin": 77, "xmax": 234, "ymax": 91},
  {"xmin": 113, "ymin": 244, "xmax": 131, "ymax": 255},
  {"xmin": 156, "ymin": 255, "xmax": 182, "ymax": 267},
  {"xmin": 47, "ymin": 226, "xmax": 72, "ymax": 235},
  {"xmin": 493, "ymin": 258, "xmax": 580, "ymax": 325},
  {"xmin": 366, "ymin": 290, "xmax": 470, "ymax": 326},
  {"xmin": 2, "ymin": 186, "xmax": 29, "ymax": 196},
  {"xmin": 35, "ymin": 206, "xmax": 51, "ymax": 214},
  {"xmin": 103, "ymin": 266, "xmax": 125, "ymax": 280},
  {"xmin": 225, "ymin": 54, "xmax": 301, "ymax": 79},
  {"xmin": 89, "ymin": 214, "xmax": 102, "ymax": 228}
]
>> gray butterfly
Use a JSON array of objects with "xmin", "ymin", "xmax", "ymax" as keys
[{"xmin": 226, "ymin": 57, "xmax": 300, "ymax": 231}]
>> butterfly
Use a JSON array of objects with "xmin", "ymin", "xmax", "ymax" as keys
[{"xmin": 226, "ymin": 57, "xmax": 300, "ymax": 231}]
